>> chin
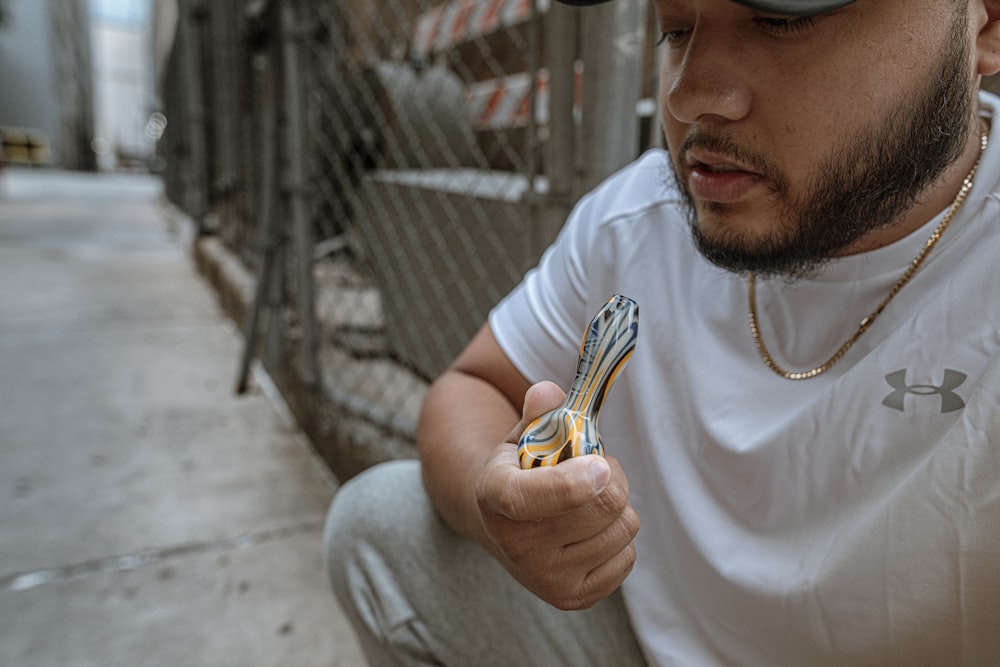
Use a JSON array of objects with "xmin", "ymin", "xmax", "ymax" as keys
[
  {"xmin": 691, "ymin": 215, "xmax": 829, "ymax": 281},
  {"xmin": 695, "ymin": 202, "xmax": 784, "ymax": 247}
]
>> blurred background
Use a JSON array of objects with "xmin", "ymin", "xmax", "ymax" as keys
[
  {"xmin": 0, "ymin": 0, "xmax": 156, "ymax": 171},
  {"xmin": 84, "ymin": 0, "xmax": 663, "ymax": 482},
  {"xmin": 0, "ymin": 0, "xmax": 667, "ymax": 480}
]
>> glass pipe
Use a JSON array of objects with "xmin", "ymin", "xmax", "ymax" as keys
[{"xmin": 517, "ymin": 295, "xmax": 639, "ymax": 468}]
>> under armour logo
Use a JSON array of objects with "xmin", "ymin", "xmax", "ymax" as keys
[{"xmin": 882, "ymin": 369, "xmax": 967, "ymax": 413}]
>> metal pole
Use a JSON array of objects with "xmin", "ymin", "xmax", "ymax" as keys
[
  {"xmin": 209, "ymin": 0, "xmax": 240, "ymax": 245},
  {"xmin": 280, "ymin": 0, "xmax": 318, "ymax": 388},
  {"xmin": 536, "ymin": 0, "xmax": 579, "ymax": 258},
  {"xmin": 579, "ymin": 0, "xmax": 646, "ymax": 192},
  {"xmin": 526, "ymin": 0, "xmax": 541, "ymax": 197},
  {"xmin": 179, "ymin": 0, "xmax": 209, "ymax": 225},
  {"xmin": 236, "ymin": 51, "xmax": 282, "ymax": 394}
]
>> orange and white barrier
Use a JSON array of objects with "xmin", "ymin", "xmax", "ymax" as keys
[
  {"xmin": 466, "ymin": 69, "xmax": 549, "ymax": 129},
  {"xmin": 466, "ymin": 63, "xmax": 584, "ymax": 130},
  {"xmin": 412, "ymin": 0, "xmax": 551, "ymax": 60}
]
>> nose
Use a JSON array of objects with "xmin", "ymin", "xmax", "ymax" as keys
[{"xmin": 661, "ymin": 26, "xmax": 753, "ymax": 126}]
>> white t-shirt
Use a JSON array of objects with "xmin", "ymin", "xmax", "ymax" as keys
[{"xmin": 490, "ymin": 92, "xmax": 1000, "ymax": 666}]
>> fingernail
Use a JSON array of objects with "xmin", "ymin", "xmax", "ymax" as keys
[{"xmin": 590, "ymin": 458, "xmax": 610, "ymax": 492}]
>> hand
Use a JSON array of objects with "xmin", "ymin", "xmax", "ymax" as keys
[{"xmin": 474, "ymin": 381, "xmax": 640, "ymax": 610}]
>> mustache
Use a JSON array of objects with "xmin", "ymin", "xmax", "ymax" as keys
[{"xmin": 677, "ymin": 129, "xmax": 790, "ymax": 195}]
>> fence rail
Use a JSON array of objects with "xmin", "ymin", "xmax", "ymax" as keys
[{"xmin": 159, "ymin": 0, "xmax": 657, "ymax": 480}]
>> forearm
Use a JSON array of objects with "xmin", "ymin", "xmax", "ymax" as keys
[{"xmin": 417, "ymin": 367, "xmax": 520, "ymax": 546}]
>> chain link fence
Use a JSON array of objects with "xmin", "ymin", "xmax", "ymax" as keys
[{"xmin": 158, "ymin": 0, "xmax": 659, "ymax": 481}]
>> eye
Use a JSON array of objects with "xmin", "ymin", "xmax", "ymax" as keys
[
  {"xmin": 753, "ymin": 15, "xmax": 818, "ymax": 36},
  {"xmin": 655, "ymin": 27, "xmax": 692, "ymax": 48}
]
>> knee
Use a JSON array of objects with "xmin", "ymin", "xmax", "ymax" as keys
[{"xmin": 322, "ymin": 459, "xmax": 423, "ymax": 597}]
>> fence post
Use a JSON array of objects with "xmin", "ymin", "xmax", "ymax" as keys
[
  {"xmin": 236, "ymin": 47, "xmax": 283, "ymax": 394},
  {"xmin": 280, "ymin": 0, "xmax": 319, "ymax": 389},
  {"xmin": 178, "ymin": 0, "xmax": 209, "ymax": 226},
  {"xmin": 208, "ymin": 0, "xmax": 242, "ymax": 246},
  {"xmin": 536, "ymin": 0, "xmax": 579, "ymax": 257},
  {"xmin": 578, "ymin": 0, "xmax": 646, "ymax": 192}
]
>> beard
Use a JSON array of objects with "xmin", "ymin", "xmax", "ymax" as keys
[{"xmin": 672, "ymin": 8, "xmax": 976, "ymax": 280}]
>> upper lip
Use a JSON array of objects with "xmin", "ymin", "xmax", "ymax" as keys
[{"xmin": 685, "ymin": 149, "xmax": 755, "ymax": 174}]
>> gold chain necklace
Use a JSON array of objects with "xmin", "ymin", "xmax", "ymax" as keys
[{"xmin": 748, "ymin": 118, "xmax": 990, "ymax": 381}]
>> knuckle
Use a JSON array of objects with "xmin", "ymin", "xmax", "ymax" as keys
[
  {"xmin": 552, "ymin": 590, "xmax": 593, "ymax": 611},
  {"xmin": 608, "ymin": 456, "xmax": 630, "ymax": 495},
  {"xmin": 622, "ymin": 542, "xmax": 638, "ymax": 572},
  {"xmin": 566, "ymin": 544, "xmax": 638, "ymax": 611},
  {"xmin": 620, "ymin": 505, "xmax": 641, "ymax": 539},
  {"xmin": 525, "ymin": 556, "xmax": 587, "ymax": 610},
  {"xmin": 595, "ymin": 480, "xmax": 629, "ymax": 516},
  {"xmin": 562, "ymin": 583, "xmax": 600, "ymax": 611}
]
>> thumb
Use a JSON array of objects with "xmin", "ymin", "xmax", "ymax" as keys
[
  {"xmin": 506, "ymin": 380, "xmax": 566, "ymax": 444},
  {"xmin": 481, "ymin": 448, "xmax": 612, "ymax": 521}
]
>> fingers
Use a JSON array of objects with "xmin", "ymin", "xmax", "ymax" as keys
[
  {"xmin": 575, "ymin": 538, "xmax": 638, "ymax": 609},
  {"xmin": 492, "ymin": 491, "xmax": 640, "ymax": 611},
  {"xmin": 478, "ymin": 448, "xmax": 612, "ymax": 522},
  {"xmin": 564, "ymin": 463, "xmax": 635, "ymax": 544}
]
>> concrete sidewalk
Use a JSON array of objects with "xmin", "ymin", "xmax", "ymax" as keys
[{"xmin": 0, "ymin": 169, "xmax": 366, "ymax": 666}]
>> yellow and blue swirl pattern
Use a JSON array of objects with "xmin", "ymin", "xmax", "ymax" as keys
[{"xmin": 517, "ymin": 295, "xmax": 639, "ymax": 468}]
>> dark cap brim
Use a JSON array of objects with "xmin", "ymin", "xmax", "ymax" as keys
[{"xmin": 557, "ymin": 0, "xmax": 855, "ymax": 16}]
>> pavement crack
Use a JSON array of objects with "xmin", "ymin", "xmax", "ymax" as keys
[{"xmin": 0, "ymin": 519, "xmax": 325, "ymax": 593}]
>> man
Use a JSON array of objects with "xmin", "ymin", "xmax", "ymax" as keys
[{"xmin": 325, "ymin": 0, "xmax": 1000, "ymax": 664}]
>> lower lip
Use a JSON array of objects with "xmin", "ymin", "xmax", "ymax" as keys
[{"xmin": 688, "ymin": 167, "xmax": 763, "ymax": 204}]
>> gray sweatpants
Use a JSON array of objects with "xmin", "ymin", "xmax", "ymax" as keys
[{"xmin": 323, "ymin": 459, "xmax": 648, "ymax": 666}]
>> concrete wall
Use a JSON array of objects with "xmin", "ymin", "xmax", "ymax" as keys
[
  {"xmin": 0, "ymin": 0, "xmax": 96, "ymax": 169},
  {"xmin": 0, "ymin": 1, "xmax": 62, "ymax": 158}
]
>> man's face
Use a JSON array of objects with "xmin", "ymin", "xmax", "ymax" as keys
[{"xmin": 657, "ymin": 0, "xmax": 978, "ymax": 278}]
